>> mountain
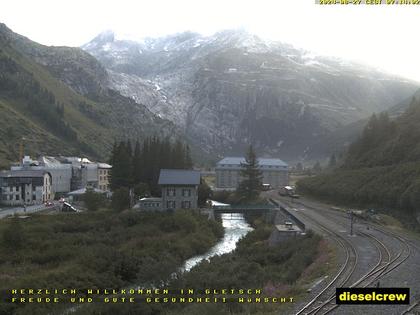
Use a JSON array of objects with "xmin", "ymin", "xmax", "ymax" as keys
[
  {"xmin": 298, "ymin": 90, "xmax": 420, "ymax": 229},
  {"xmin": 0, "ymin": 23, "xmax": 179, "ymax": 168},
  {"xmin": 83, "ymin": 29, "xmax": 419, "ymax": 161}
]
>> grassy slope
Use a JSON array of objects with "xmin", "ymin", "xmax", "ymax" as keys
[{"xmin": 0, "ymin": 43, "xmax": 113, "ymax": 165}]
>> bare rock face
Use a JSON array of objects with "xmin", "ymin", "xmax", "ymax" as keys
[{"xmin": 83, "ymin": 29, "xmax": 419, "ymax": 161}]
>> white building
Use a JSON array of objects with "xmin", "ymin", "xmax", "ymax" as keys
[
  {"xmin": 215, "ymin": 157, "xmax": 288, "ymax": 189},
  {"xmin": 0, "ymin": 170, "xmax": 52, "ymax": 206},
  {"xmin": 12, "ymin": 156, "xmax": 72, "ymax": 194},
  {"xmin": 9, "ymin": 156, "xmax": 112, "ymax": 197}
]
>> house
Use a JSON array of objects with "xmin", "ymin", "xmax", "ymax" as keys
[
  {"xmin": 0, "ymin": 170, "xmax": 52, "ymax": 206},
  {"xmin": 215, "ymin": 157, "xmax": 289, "ymax": 189},
  {"xmin": 158, "ymin": 169, "xmax": 201, "ymax": 210}
]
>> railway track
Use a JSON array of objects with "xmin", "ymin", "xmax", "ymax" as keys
[
  {"xmin": 271, "ymin": 200, "xmax": 359, "ymax": 315},
  {"xmin": 272, "ymin": 198, "xmax": 415, "ymax": 315},
  {"xmin": 401, "ymin": 299, "xmax": 420, "ymax": 314}
]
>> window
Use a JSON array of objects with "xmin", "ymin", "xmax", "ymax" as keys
[
  {"xmin": 33, "ymin": 195, "xmax": 36, "ymax": 201},
  {"xmin": 181, "ymin": 201, "xmax": 191, "ymax": 209},
  {"xmin": 166, "ymin": 201, "xmax": 176, "ymax": 209},
  {"xmin": 15, "ymin": 195, "xmax": 19, "ymax": 200},
  {"xmin": 167, "ymin": 188, "xmax": 176, "ymax": 197},
  {"xmin": 16, "ymin": 186, "xmax": 19, "ymax": 192},
  {"xmin": 182, "ymin": 189, "xmax": 191, "ymax": 197}
]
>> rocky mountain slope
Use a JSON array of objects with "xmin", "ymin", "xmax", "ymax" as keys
[
  {"xmin": 83, "ymin": 30, "xmax": 419, "ymax": 161},
  {"xmin": 0, "ymin": 23, "xmax": 179, "ymax": 167}
]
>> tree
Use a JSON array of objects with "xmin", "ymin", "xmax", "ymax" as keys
[
  {"xmin": 109, "ymin": 137, "xmax": 195, "ymax": 195},
  {"xmin": 328, "ymin": 154, "xmax": 337, "ymax": 168},
  {"xmin": 133, "ymin": 182, "xmax": 150, "ymax": 199},
  {"xmin": 312, "ymin": 161, "xmax": 322, "ymax": 173},
  {"xmin": 84, "ymin": 188, "xmax": 105, "ymax": 211},
  {"xmin": 132, "ymin": 140, "xmax": 142, "ymax": 184},
  {"xmin": 237, "ymin": 145, "xmax": 263, "ymax": 202},
  {"xmin": 111, "ymin": 187, "xmax": 131, "ymax": 211},
  {"xmin": 198, "ymin": 178, "xmax": 212, "ymax": 207},
  {"xmin": 110, "ymin": 142, "xmax": 133, "ymax": 190},
  {"xmin": 184, "ymin": 145, "xmax": 193, "ymax": 169}
]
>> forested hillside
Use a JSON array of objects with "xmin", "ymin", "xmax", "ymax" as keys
[{"xmin": 298, "ymin": 93, "xmax": 420, "ymax": 228}]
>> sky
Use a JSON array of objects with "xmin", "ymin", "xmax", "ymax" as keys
[{"xmin": 1, "ymin": 0, "xmax": 420, "ymax": 82}]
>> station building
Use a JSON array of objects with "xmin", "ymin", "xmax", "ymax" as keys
[{"xmin": 215, "ymin": 157, "xmax": 288, "ymax": 189}]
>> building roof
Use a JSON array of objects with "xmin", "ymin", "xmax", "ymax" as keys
[
  {"xmin": 0, "ymin": 170, "xmax": 48, "ymax": 178},
  {"xmin": 217, "ymin": 157, "xmax": 288, "ymax": 167},
  {"xmin": 158, "ymin": 169, "xmax": 201, "ymax": 185},
  {"xmin": 139, "ymin": 197, "xmax": 162, "ymax": 202},
  {"xmin": 98, "ymin": 163, "xmax": 112, "ymax": 169},
  {"xmin": 67, "ymin": 188, "xmax": 105, "ymax": 195},
  {"xmin": 210, "ymin": 200, "xmax": 230, "ymax": 207}
]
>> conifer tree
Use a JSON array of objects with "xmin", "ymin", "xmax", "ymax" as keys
[
  {"xmin": 237, "ymin": 145, "xmax": 263, "ymax": 202},
  {"xmin": 109, "ymin": 137, "xmax": 194, "ymax": 194},
  {"xmin": 185, "ymin": 145, "xmax": 193, "ymax": 169}
]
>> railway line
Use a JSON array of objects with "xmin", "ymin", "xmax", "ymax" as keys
[{"xmin": 270, "ymin": 196, "xmax": 418, "ymax": 315}]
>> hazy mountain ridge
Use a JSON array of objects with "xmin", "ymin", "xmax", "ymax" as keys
[{"xmin": 83, "ymin": 29, "xmax": 418, "ymax": 161}]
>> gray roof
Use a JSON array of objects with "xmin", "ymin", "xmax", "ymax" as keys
[
  {"xmin": 0, "ymin": 170, "xmax": 48, "ymax": 178},
  {"xmin": 98, "ymin": 163, "xmax": 112, "ymax": 169},
  {"xmin": 158, "ymin": 169, "xmax": 201, "ymax": 185},
  {"xmin": 217, "ymin": 157, "xmax": 288, "ymax": 167},
  {"xmin": 67, "ymin": 188, "xmax": 105, "ymax": 195}
]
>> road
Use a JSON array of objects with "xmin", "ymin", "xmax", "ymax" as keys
[
  {"xmin": 0, "ymin": 202, "xmax": 59, "ymax": 219},
  {"xmin": 264, "ymin": 191, "xmax": 420, "ymax": 315}
]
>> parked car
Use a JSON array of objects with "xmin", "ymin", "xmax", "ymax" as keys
[
  {"xmin": 62, "ymin": 202, "xmax": 79, "ymax": 212},
  {"xmin": 45, "ymin": 201, "xmax": 54, "ymax": 207}
]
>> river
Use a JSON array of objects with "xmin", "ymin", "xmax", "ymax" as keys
[{"xmin": 181, "ymin": 213, "xmax": 254, "ymax": 272}]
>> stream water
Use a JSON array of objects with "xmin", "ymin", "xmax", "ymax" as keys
[{"xmin": 181, "ymin": 213, "xmax": 254, "ymax": 272}]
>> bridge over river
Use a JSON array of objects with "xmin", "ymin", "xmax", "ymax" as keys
[{"xmin": 212, "ymin": 204, "xmax": 277, "ymax": 214}]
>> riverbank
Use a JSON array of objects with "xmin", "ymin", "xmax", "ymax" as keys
[
  {"xmin": 0, "ymin": 209, "xmax": 224, "ymax": 315},
  {"xmin": 77, "ymin": 214, "xmax": 323, "ymax": 315},
  {"xmin": 169, "ymin": 222, "xmax": 322, "ymax": 315}
]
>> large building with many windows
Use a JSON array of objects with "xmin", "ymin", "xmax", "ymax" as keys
[
  {"xmin": 9, "ymin": 156, "xmax": 112, "ymax": 196},
  {"xmin": 0, "ymin": 170, "xmax": 52, "ymax": 206},
  {"xmin": 215, "ymin": 157, "xmax": 288, "ymax": 189}
]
